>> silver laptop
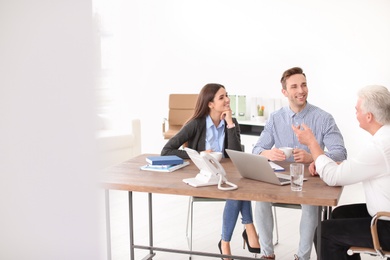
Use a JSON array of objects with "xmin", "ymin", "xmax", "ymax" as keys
[{"xmin": 225, "ymin": 149, "xmax": 291, "ymax": 186}]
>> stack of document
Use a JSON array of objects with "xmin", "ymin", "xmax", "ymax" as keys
[
  {"xmin": 140, "ymin": 155, "xmax": 189, "ymax": 172},
  {"xmin": 269, "ymin": 161, "xmax": 285, "ymax": 171}
]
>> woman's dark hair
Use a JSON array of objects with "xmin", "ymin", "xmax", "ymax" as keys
[{"xmin": 189, "ymin": 83, "xmax": 225, "ymax": 121}]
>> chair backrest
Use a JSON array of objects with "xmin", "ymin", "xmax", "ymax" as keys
[
  {"xmin": 163, "ymin": 94, "xmax": 198, "ymax": 139},
  {"xmin": 347, "ymin": 211, "xmax": 390, "ymax": 258}
]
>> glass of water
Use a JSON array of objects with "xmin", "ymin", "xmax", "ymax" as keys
[{"xmin": 290, "ymin": 163, "xmax": 304, "ymax": 191}]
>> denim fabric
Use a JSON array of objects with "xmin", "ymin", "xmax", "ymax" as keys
[
  {"xmin": 221, "ymin": 199, "xmax": 253, "ymax": 241},
  {"xmin": 298, "ymin": 204, "xmax": 318, "ymax": 259},
  {"xmin": 255, "ymin": 201, "xmax": 274, "ymax": 255},
  {"xmin": 255, "ymin": 201, "xmax": 318, "ymax": 260}
]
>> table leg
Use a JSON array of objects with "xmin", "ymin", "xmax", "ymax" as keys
[
  {"xmin": 126, "ymin": 191, "xmax": 268, "ymax": 259},
  {"xmin": 148, "ymin": 193, "xmax": 154, "ymax": 256},
  {"xmin": 105, "ymin": 190, "xmax": 112, "ymax": 260},
  {"xmin": 129, "ymin": 191, "xmax": 134, "ymax": 260},
  {"xmin": 317, "ymin": 206, "xmax": 322, "ymax": 260},
  {"xmin": 327, "ymin": 206, "xmax": 332, "ymax": 220},
  {"xmin": 128, "ymin": 192, "xmax": 156, "ymax": 260}
]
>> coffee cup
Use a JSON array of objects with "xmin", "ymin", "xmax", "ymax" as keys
[{"xmin": 280, "ymin": 147, "xmax": 293, "ymax": 158}]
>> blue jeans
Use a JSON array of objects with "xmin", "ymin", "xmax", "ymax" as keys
[
  {"xmin": 255, "ymin": 201, "xmax": 318, "ymax": 260},
  {"xmin": 221, "ymin": 199, "xmax": 253, "ymax": 241}
]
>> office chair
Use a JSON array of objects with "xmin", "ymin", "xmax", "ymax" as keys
[
  {"xmin": 272, "ymin": 203, "xmax": 331, "ymax": 246},
  {"xmin": 347, "ymin": 211, "xmax": 390, "ymax": 259},
  {"xmin": 162, "ymin": 94, "xmax": 198, "ymax": 139},
  {"xmin": 272, "ymin": 203, "xmax": 302, "ymax": 245},
  {"xmin": 185, "ymin": 196, "xmax": 225, "ymax": 259},
  {"xmin": 186, "ymin": 145, "xmax": 245, "ymax": 259}
]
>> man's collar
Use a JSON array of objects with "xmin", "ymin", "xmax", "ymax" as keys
[{"xmin": 287, "ymin": 102, "xmax": 311, "ymax": 119}]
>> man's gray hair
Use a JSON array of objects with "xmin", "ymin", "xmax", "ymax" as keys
[{"xmin": 358, "ymin": 85, "xmax": 390, "ymax": 125}]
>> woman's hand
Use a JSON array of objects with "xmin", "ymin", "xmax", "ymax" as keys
[{"xmin": 220, "ymin": 109, "xmax": 234, "ymax": 125}]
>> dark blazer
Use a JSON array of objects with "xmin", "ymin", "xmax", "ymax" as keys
[{"xmin": 161, "ymin": 117, "xmax": 242, "ymax": 159}]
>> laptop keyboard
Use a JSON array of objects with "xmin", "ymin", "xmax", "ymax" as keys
[
  {"xmin": 275, "ymin": 173, "xmax": 290, "ymax": 183},
  {"xmin": 278, "ymin": 177, "xmax": 290, "ymax": 183}
]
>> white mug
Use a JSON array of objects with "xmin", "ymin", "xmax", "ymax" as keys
[{"xmin": 280, "ymin": 147, "xmax": 293, "ymax": 158}]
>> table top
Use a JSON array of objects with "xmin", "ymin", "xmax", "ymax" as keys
[{"xmin": 100, "ymin": 154, "xmax": 343, "ymax": 207}]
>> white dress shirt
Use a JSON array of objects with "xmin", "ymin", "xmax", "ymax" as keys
[{"xmin": 315, "ymin": 124, "xmax": 390, "ymax": 216}]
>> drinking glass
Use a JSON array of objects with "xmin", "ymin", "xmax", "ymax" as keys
[{"xmin": 290, "ymin": 163, "xmax": 304, "ymax": 191}]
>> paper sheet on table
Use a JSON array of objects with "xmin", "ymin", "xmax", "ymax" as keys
[{"xmin": 269, "ymin": 161, "xmax": 285, "ymax": 171}]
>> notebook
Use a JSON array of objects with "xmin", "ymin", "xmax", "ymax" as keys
[
  {"xmin": 145, "ymin": 155, "xmax": 184, "ymax": 165},
  {"xmin": 225, "ymin": 149, "xmax": 291, "ymax": 186},
  {"xmin": 140, "ymin": 161, "xmax": 190, "ymax": 172}
]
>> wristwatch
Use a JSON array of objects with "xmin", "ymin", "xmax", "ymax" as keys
[{"xmin": 226, "ymin": 123, "xmax": 235, "ymax": 129}]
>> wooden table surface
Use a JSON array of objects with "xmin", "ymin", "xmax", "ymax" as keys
[{"xmin": 100, "ymin": 154, "xmax": 343, "ymax": 207}]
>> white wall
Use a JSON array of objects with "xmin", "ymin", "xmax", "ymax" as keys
[
  {"xmin": 4, "ymin": 1, "xmax": 387, "ymax": 257},
  {"xmin": 105, "ymin": 0, "xmax": 390, "ymax": 157},
  {"xmin": 0, "ymin": 1, "xmax": 104, "ymax": 259},
  {"xmin": 1, "ymin": 1, "xmax": 386, "ymax": 257}
]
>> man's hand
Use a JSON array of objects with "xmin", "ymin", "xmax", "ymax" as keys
[
  {"xmin": 292, "ymin": 123, "xmax": 316, "ymax": 146},
  {"xmin": 260, "ymin": 148, "xmax": 287, "ymax": 161},
  {"xmin": 292, "ymin": 123, "xmax": 325, "ymax": 162},
  {"xmin": 308, "ymin": 161, "xmax": 319, "ymax": 176},
  {"xmin": 292, "ymin": 148, "xmax": 313, "ymax": 164}
]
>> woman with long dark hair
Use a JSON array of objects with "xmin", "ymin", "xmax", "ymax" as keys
[{"xmin": 162, "ymin": 83, "xmax": 260, "ymax": 260}]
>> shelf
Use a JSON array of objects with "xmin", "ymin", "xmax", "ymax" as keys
[
  {"xmin": 238, "ymin": 120, "xmax": 266, "ymax": 127},
  {"xmin": 238, "ymin": 120, "xmax": 265, "ymax": 136}
]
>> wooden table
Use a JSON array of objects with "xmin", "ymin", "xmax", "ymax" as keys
[{"xmin": 101, "ymin": 154, "xmax": 343, "ymax": 260}]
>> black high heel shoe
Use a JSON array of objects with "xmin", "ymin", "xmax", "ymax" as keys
[
  {"xmin": 218, "ymin": 240, "xmax": 234, "ymax": 260},
  {"xmin": 242, "ymin": 229, "xmax": 261, "ymax": 254}
]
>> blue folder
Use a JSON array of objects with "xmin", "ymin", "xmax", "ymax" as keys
[{"xmin": 146, "ymin": 155, "xmax": 184, "ymax": 165}]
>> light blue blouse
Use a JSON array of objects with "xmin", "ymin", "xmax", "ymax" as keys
[{"xmin": 205, "ymin": 115, "xmax": 225, "ymax": 153}]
